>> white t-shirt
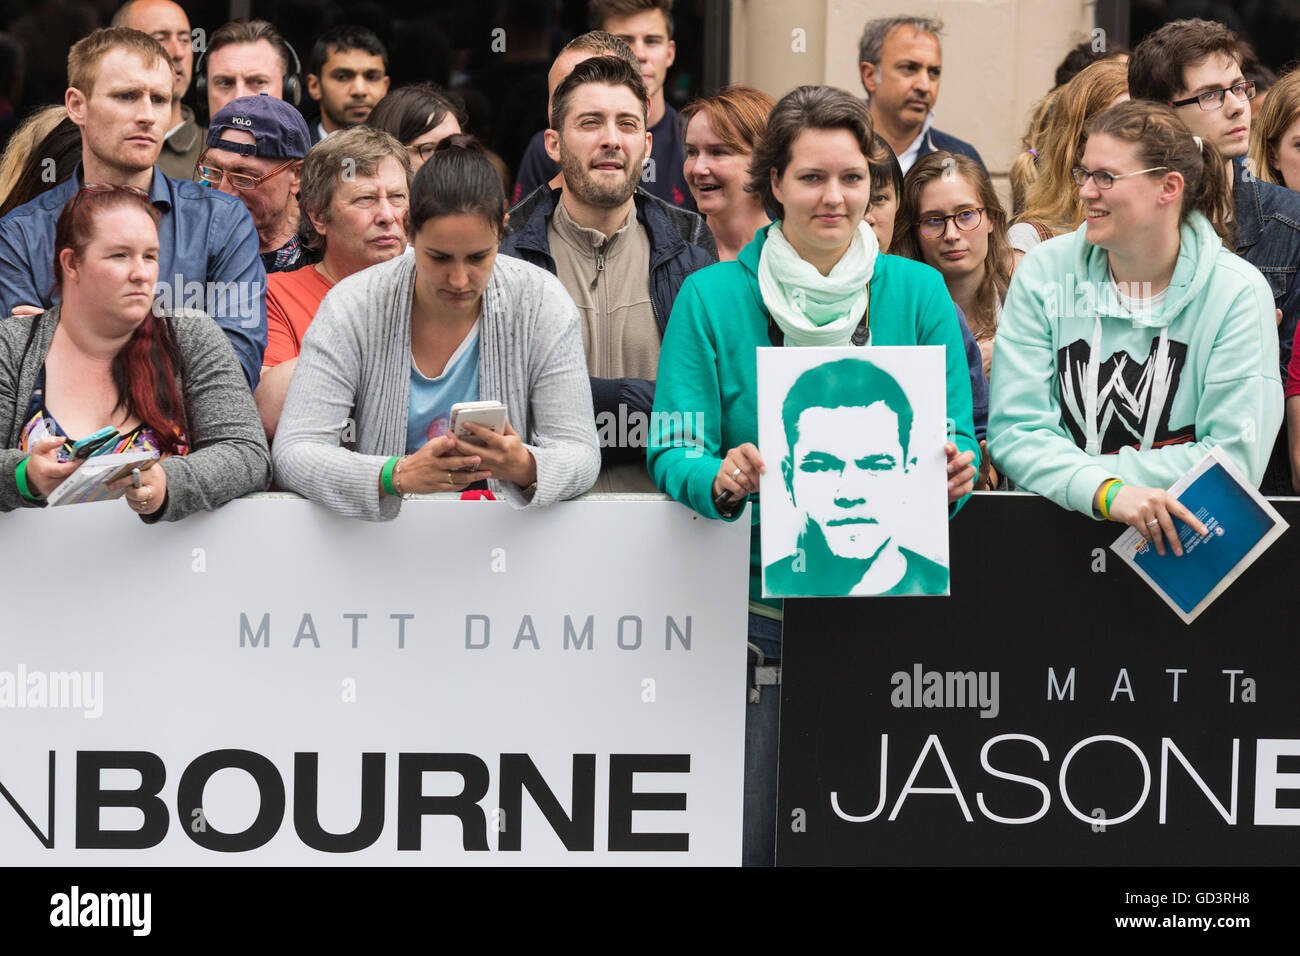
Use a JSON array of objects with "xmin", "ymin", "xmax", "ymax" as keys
[{"xmin": 1007, "ymin": 221, "xmax": 1047, "ymax": 254}]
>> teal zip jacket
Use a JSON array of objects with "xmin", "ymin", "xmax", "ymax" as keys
[
  {"xmin": 647, "ymin": 223, "xmax": 979, "ymax": 610},
  {"xmin": 988, "ymin": 212, "xmax": 1282, "ymax": 516}
]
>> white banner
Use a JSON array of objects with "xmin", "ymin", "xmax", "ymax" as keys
[{"xmin": 0, "ymin": 496, "xmax": 750, "ymax": 865}]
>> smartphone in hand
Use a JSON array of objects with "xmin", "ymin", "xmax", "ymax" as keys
[
  {"xmin": 70, "ymin": 427, "xmax": 119, "ymax": 460},
  {"xmin": 449, "ymin": 401, "xmax": 507, "ymax": 446}
]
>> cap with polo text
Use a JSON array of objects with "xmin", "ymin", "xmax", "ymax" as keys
[{"xmin": 206, "ymin": 94, "xmax": 311, "ymax": 159}]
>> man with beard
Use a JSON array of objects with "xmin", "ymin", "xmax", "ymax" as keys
[{"xmin": 500, "ymin": 55, "xmax": 714, "ymax": 491}]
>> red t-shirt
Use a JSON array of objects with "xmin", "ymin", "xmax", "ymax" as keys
[
  {"xmin": 264, "ymin": 265, "xmax": 335, "ymax": 367},
  {"xmin": 1288, "ymin": 322, "xmax": 1300, "ymax": 400}
]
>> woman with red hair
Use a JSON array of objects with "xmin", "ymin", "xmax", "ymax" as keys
[{"xmin": 0, "ymin": 185, "xmax": 270, "ymax": 518}]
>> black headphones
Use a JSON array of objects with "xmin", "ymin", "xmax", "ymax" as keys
[{"xmin": 195, "ymin": 35, "xmax": 303, "ymax": 115}]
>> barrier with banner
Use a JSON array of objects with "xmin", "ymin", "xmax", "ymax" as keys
[
  {"xmin": 0, "ymin": 497, "xmax": 750, "ymax": 865},
  {"xmin": 777, "ymin": 493, "xmax": 1300, "ymax": 866}
]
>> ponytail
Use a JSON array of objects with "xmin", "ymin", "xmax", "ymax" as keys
[{"xmin": 1084, "ymin": 100, "xmax": 1236, "ymax": 248}]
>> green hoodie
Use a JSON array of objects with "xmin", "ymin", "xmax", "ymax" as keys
[
  {"xmin": 647, "ymin": 223, "xmax": 979, "ymax": 612},
  {"xmin": 989, "ymin": 211, "xmax": 1282, "ymax": 516}
]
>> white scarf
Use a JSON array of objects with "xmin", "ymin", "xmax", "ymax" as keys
[{"xmin": 758, "ymin": 220, "xmax": 877, "ymax": 347}]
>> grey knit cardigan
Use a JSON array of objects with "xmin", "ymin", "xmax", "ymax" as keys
[
  {"xmin": 271, "ymin": 252, "xmax": 599, "ymax": 519},
  {"xmin": 0, "ymin": 306, "xmax": 272, "ymax": 520}
]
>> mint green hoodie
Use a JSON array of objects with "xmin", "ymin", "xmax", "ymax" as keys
[
  {"xmin": 648, "ymin": 223, "xmax": 978, "ymax": 611},
  {"xmin": 989, "ymin": 211, "xmax": 1282, "ymax": 516}
]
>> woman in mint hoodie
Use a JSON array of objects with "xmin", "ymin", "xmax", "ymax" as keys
[
  {"xmin": 989, "ymin": 101, "xmax": 1283, "ymax": 555},
  {"xmin": 646, "ymin": 86, "xmax": 979, "ymax": 866}
]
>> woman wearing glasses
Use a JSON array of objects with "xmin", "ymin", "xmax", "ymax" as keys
[
  {"xmin": 0, "ymin": 185, "xmax": 270, "ymax": 517},
  {"xmin": 366, "ymin": 84, "xmax": 464, "ymax": 173},
  {"xmin": 989, "ymin": 100, "xmax": 1281, "ymax": 552},
  {"xmin": 648, "ymin": 86, "xmax": 978, "ymax": 866},
  {"xmin": 893, "ymin": 152, "xmax": 1014, "ymax": 383}
]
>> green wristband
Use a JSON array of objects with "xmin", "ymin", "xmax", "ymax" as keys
[
  {"xmin": 14, "ymin": 456, "xmax": 44, "ymax": 503},
  {"xmin": 1103, "ymin": 479, "xmax": 1123, "ymax": 517},
  {"xmin": 380, "ymin": 456, "xmax": 400, "ymax": 497}
]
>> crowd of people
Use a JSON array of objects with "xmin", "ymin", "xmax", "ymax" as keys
[{"xmin": 0, "ymin": 1, "xmax": 1295, "ymax": 866}]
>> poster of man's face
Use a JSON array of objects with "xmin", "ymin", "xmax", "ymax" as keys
[{"xmin": 758, "ymin": 348, "xmax": 950, "ymax": 597}]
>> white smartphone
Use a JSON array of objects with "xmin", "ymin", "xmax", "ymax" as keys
[{"xmin": 449, "ymin": 401, "xmax": 508, "ymax": 444}]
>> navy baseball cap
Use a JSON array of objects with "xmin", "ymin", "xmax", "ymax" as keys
[{"xmin": 206, "ymin": 94, "xmax": 311, "ymax": 160}]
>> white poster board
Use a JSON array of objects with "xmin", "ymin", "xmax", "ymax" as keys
[
  {"xmin": 0, "ymin": 496, "xmax": 749, "ymax": 865},
  {"xmin": 757, "ymin": 346, "xmax": 950, "ymax": 597}
]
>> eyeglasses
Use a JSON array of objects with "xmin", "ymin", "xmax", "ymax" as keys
[
  {"xmin": 1170, "ymin": 80, "xmax": 1256, "ymax": 111},
  {"xmin": 1071, "ymin": 165, "xmax": 1168, "ymax": 189},
  {"xmin": 407, "ymin": 142, "xmax": 438, "ymax": 162},
  {"xmin": 916, "ymin": 207, "xmax": 983, "ymax": 239},
  {"xmin": 195, "ymin": 155, "xmax": 298, "ymax": 192}
]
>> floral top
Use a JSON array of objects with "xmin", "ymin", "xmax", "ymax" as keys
[{"xmin": 18, "ymin": 366, "xmax": 189, "ymax": 461}]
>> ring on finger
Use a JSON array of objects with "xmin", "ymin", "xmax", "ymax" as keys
[
  {"xmin": 1145, "ymin": 518, "xmax": 1159, "ymax": 526},
  {"xmin": 731, "ymin": 467, "xmax": 741, "ymax": 481}
]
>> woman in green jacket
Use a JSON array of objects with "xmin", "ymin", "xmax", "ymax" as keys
[
  {"xmin": 647, "ymin": 85, "xmax": 979, "ymax": 866},
  {"xmin": 989, "ymin": 101, "xmax": 1282, "ymax": 554}
]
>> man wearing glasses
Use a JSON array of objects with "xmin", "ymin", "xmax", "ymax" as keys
[
  {"xmin": 0, "ymin": 27, "xmax": 266, "ymax": 390},
  {"xmin": 1130, "ymin": 20, "xmax": 1300, "ymax": 490},
  {"xmin": 198, "ymin": 95, "xmax": 316, "ymax": 275}
]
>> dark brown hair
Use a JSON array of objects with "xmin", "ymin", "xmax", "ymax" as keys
[
  {"xmin": 410, "ymin": 135, "xmax": 505, "ymax": 237},
  {"xmin": 367, "ymin": 84, "xmax": 464, "ymax": 147},
  {"xmin": 1128, "ymin": 18, "xmax": 1241, "ymax": 103},
  {"xmin": 746, "ymin": 85, "xmax": 886, "ymax": 220},
  {"xmin": 588, "ymin": 0, "xmax": 674, "ymax": 37},
  {"xmin": 1083, "ymin": 99, "xmax": 1235, "ymax": 246},
  {"xmin": 549, "ymin": 54, "xmax": 647, "ymax": 132}
]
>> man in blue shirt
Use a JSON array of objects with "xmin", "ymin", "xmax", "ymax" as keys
[
  {"xmin": 1129, "ymin": 18, "xmax": 1300, "ymax": 493},
  {"xmin": 0, "ymin": 27, "xmax": 266, "ymax": 389}
]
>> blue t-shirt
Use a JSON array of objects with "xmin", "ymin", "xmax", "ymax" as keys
[{"xmin": 406, "ymin": 322, "xmax": 481, "ymax": 453}]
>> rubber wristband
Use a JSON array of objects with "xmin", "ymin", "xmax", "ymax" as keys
[
  {"xmin": 381, "ymin": 456, "xmax": 400, "ymax": 497},
  {"xmin": 14, "ymin": 456, "xmax": 44, "ymax": 503},
  {"xmin": 1101, "ymin": 479, "xmax": 1124, "ymax": 521},
  {"xmin": 1095, "ymin": 478, "xmax": 1118, "ymax": 519}
]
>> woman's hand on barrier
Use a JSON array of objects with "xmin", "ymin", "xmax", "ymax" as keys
[
  {"xmin": 24, "ymin": 436, "xmax": 80, "ymax": 498},
  {"xmin": 394, "ymin": 435, "xmax": 491, "ymax": 495},
  {"xmin": 946, "ymin": 442, "xmax": 977, "ymax": 503},
  {"xmin": 975, "ymin": 439, "xmax": 999, "ymax": 491},
  {"xmin": 108, "ymin": 462, "xmax": 168, "ymax": 517},
  {"xmin": 713, "ymin": 443, "xmax": 765, "ymax": 502},
  {"xmin": 454, "ymin": 421, "xmax": 536, "ymax": 487},
  {"xmin": 1109, "ymin": 483, "xmax": 1208, "ymax": 557}
]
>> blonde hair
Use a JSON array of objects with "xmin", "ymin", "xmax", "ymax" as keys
[
  {"xmin": 67, "ymin": 27, "xmax": 170, "ymax": 99},
  {"xmin": 1015, "ymin": 59, "xmax": 1128, "ymax": 236},
  {"xmin": 1009, "ymin": 88, "xmax": 1057, "ymax": 217},
  {"xmin": 0, "ymin": 106, "xmax": 66, "ymax": 203},
  {"xmin": 1249, "ymin": 69, "xmax": 1300, "ymax": 187}
]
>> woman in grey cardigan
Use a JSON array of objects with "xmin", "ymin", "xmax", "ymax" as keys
[
  {"xmin": 0, "ymin": 186, "xmax": 270, "ymax": 520},
  {"xmin": 273, "ymin": 137, "xmax": 598, "ymax": 519}
]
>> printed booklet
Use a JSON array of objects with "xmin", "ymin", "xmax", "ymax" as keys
[{"xmin": 1110, "ymin": 447, "xmax": 1288, "ymax": 624}]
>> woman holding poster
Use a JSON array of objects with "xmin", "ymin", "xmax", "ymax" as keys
[
  {"xmin": 988, "ymin": 101, "xmax": 1282, "ymax": 554},
  {"xmin": 647, "ymin": 85, "xmax": 979, "ymax": 866}
]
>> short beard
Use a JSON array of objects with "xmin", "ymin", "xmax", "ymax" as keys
[{"xmin": 558, "ymin": 144, "xmax": 642, "ymax": 208}]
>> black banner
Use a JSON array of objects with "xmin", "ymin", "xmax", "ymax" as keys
[{"xmin": 777, "ymin": 494, "xmax": 1300, "ymax": 866}]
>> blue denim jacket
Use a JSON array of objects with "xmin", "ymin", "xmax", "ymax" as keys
[
  {"xmin": 0, "ymin": 165, "xmax": 266, "ymax": 389},
  {"xmin": 1234, "ymin": 159, "xmax": 1300, "ymax": 378}
]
